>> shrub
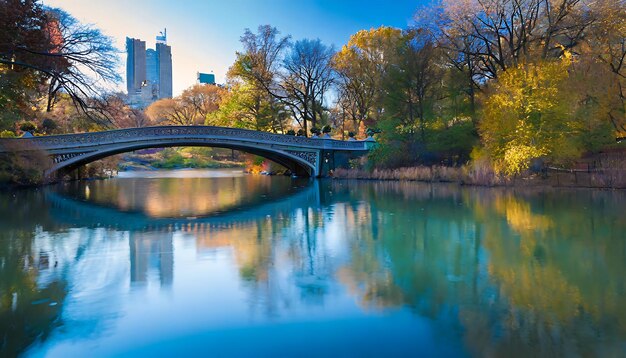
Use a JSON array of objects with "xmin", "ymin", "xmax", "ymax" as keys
[
  {"xmin": 0, "ymin": 149, "xmax": 48, "ymax": 186},
  {"xmin": 0, "ymin": 130, "xmax": 16, "ymax": 138},
  {"xmin": 152, "ymin": 148, "xmax": 185, "ymax": 169},
  {"xmin": 365, "ymin": 127, "xmax": 381, "ymax": 137},
  {"xmin": 19, "ymin": 121, "xmax": 37, "ymax": 132},
  {"xmin": 41, "ymin": 118, "xmax": 58, "ymax": 134}
]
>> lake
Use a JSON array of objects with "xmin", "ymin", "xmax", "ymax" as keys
[{"xmin": 1, "ymin": 169, "xmax": 625, "ymax": 357}]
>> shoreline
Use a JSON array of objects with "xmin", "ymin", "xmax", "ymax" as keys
[
  {"xmin": 331, "ymin": 167, "xmax": 626, "ymax": 190},
  {"xmin": 3, "ymin": 166, "xmax": 626, "ymax": 191},
  {"xmin": 330, "ymin": 176, "xmax": 626, "ymax": 191}
]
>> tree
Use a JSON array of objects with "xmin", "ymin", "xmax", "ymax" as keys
[
  {"xmin": 227, "ymin": 27, "xmax": 338, "ymax": 135},
  {"xmin": 280, "ymin": 39, "xmax": 335, "ymax": 134},
  {"xmin": 234, "ymin": 25, "xmax": 290, "ymax": 90},
  {"xmin": 0, "ymin": 130, "xmax": 16, "ymax": 138},
  {"xmin": 18, "ymin": 121, "xmax": 37, "ymax": 133},
  {"xmin": 332, "ymin": 27, "xmax": 403, "ymax": 131},
  {"xmin": 207, "ymin": 83, "xmax": 285, "ymax": 131},
  {"xmin": 36, "ymin": 92, "xmax": 95, "ymax": 133},
  {"xmin": 40, "ymin": 118, "xmax": 57, "ymax": 133},
  {"xmin": 417, "ymin": 3, "xmax": 483, "ymax": 123},
  {"xmin": 226, "ymin": 25, "xmax": 290, "ymax": 133},
  {"xmin": 98, "ymin": 93, "xmax": 151, "ymax": 129},
  {"xmin": 479, "ymin": 54, "xmax": 613, "ymax": 175},
  {"xmin": 0, "ymin": 0, "xmax": 50, "ymax": 129},
  {"xmin": 146, "ymin": 98, "xmax": 195, "ymax": 126},
  {"xmin": 0, "ymin": 1, "xmax": 120, "ymax": 126},
  {"xmin": 181, "ymin": 84, "xmax": 225, "ymax": 122},
  {"xmin": 385, "ymin": 28, "xmax": 443, "ymax": 140},
  {"xmin": 586, "ymin": 0, "xmax": 626, "ymax": 140},
  {"xmin": 42, "ymin": 8, "xmax": 120, "ymax": 113},
  {"xmin": 426, "ymin": 0, "xmax": 591, "ymax": 82},
  {"xmin": 146, "ymin": 84, "xmax": 224, "ymax": 126}
]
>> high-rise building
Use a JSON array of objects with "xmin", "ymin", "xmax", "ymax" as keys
[
  {"xmin": 126, "ymin": 29, "xmax": 172, "ymax": 108},
  {"xmin": 126, "ymin": 38, "xmax": 146, "ymax": 95},
  {"xmin": 145, "ymin": 49, "xmax": 158, "ymax": 86},
  {"xmin": 156, "ymin": 42, "xmax": 173, "ymax": 98},
  {"xmin": 129, "ymin": 232, "xmax": 173, "ymax": 287}
]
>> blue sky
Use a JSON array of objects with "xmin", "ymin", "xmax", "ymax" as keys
[{"xmin": 42, "ymin": 0, "xmax": 429, "ymax": 95}]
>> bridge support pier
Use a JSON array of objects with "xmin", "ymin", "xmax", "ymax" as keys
[
  {"xmin": 318, "ymin": 150, "xmax": 335, "ymax": 177},
  {"xmin": 318, "ymin": 149, "xmax": 369, "ymax": 177}
]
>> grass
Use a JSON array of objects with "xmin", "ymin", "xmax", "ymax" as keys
[{"xmin": 333, "ymin": 156, "xmax": 626, "ymax": 189}]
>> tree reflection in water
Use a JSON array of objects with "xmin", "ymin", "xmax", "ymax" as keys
[
  {"xmin": 334, "ymin": 182, "xmax": 626, "ymax": 357},
  {"xmin": 1, "ymin": 176, "xmax": 625, "ymax": 357}
]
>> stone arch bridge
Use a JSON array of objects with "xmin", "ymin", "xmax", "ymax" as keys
[{"xmin": 0, "ymin": 126, "xmax": 374, "ymax": 178}]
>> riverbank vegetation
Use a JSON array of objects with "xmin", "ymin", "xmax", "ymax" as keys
[
  {"xmin": 1, "ymin": 0, "xmax": 625, "ymax": 186},
  {"xmin": 118, "ymin": 147, "xmax": 244, "ymax": 171},
  {"xmin": 333, "ymin": 155, "xmax": 626, "ymax": 189}
]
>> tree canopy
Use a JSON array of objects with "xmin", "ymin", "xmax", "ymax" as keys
[{"xmin": 1, "ymin": 0, "xmax": 625, "ymax": 177}]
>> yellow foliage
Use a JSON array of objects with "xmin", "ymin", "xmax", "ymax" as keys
[
  {"xmin": 479, "ymin": 55, "xmax": 578, "ymax": 175},
  {"xmin": 488, "ymin": 263, "xmax": 584, "ymax": 323},
  {"xmin": 493, "ymin": 194, "xmax": 553, "ymax": 234},
  {"xmin": 480, "ymin": 50, "xmax": 617, "ymax": 175},
  {"xmin": 332, "ymin": 26, "xmax": 403, "ymax": 125},
  {"xmin": 501, "ymin": 143, "xmax": 546, "ymax": 176},
  {"xmin": 334, "ymin": 26, "xmax": 403, "ymax": 68}
]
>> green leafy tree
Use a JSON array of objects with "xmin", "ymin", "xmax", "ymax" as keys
[
  {"xmin": 226, "ymin": 25, "xmax": 290, "ymax": 133},
  {"xmin": 208, "ymin": 83, "xmax": 286, "ymax": 131},
  {"xmin": 384, "ymin": 28, "xmax": 442, "ymax": 140}
]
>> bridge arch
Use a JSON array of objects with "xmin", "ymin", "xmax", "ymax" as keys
[
  {"xmin": 0, "ymin": 126, "xmax": 374, "ymax": 179},
  {"xmin": 51, "ymin": 139, "xmax": 317, "ymax": 177}
]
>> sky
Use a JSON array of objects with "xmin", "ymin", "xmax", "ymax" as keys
[{"xmin": 42, "ymin": 0, "xmax": 428, "ymax": 96}]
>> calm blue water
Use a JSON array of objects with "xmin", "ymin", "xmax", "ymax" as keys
[{"xmin": 1, "ymin": 170, "xmax": 625, "ymax": 357}]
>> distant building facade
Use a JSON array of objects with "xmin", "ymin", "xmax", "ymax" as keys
[
  {"xmin": 126, "ymin": 29, "xmax": 172, "ymax": 108},
  {"xmin": 156, "ymin": 42, "xmax": 173, "ymax": 98},
  {"xmin": 126, "ymin": 38, "xmax": 146, "ymax": 95},
  {"xmin": 197, "ymin": 72, "xmax": 215, "ymax": 85}
]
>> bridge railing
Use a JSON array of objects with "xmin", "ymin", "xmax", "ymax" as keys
[{"xmin": 0, "ymin": 126, "xmax": 373, "ymax": 152}]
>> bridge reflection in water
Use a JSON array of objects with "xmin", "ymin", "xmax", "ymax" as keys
[
  {"xmin": 40, "ymin": 174, "xmax": 320, "ymax": 291},
  {"xmin": 1, "ymin": 175, "xmax": 625, "ymax": 357}
]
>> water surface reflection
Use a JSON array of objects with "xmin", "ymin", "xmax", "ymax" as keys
[
  {"xmin": 1, "ymin": 172, "xmax": 625, "ymax": 357},
  {"xmin": 58, "ymin": 169, "xmax": 300, "ymax": 218}
]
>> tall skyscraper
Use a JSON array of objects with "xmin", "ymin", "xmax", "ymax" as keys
[
  {"xmin": 156, "ymin": 41, "xmax": 173, "ymax": 98},
  {"xmin": 126, "ymin": 38, "xmax": 146, "ymax": 95},
  {"xmin": 126, "ymin": 29, "xmax": 172, "ymax": 108}
]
